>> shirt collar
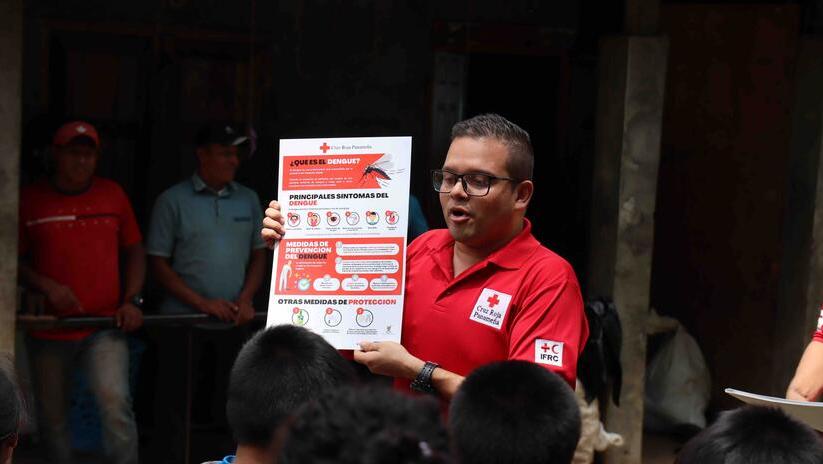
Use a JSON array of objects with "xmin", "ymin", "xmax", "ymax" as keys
[
  {"xmin": 486, "ymin": 218, "xmax": 540, "ymax": 270},
  {"xmin": 191, "ymin": 173, "xmax": 236, "ymax": 197},
  {"xmin": 426, "ymin": 218, "xmax": 540, "ymax": 272}
]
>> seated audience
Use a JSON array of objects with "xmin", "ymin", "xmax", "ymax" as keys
[
  {"xmin": 676, "ymin": 405, "xmax": 823, "ymax": 464},
  {"xmin": 0, "ymin": 354, "xmax": 23, "ymax": 464},
  {"xmin": 279, "ymin": 385, "xmax": 450, "ymax": 464},
  {"xmin": 205, "ymin": 325, "xmax": 356, "ymax": 464},
  {"xmin": 449, "ymin": 360, "xmax": 581, "ymax": 464}
]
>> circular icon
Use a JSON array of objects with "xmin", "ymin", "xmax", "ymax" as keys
[
  {"xmin": 345, "ymin": 211, "xmax": 360, "ymax": 225},
  {"xmin": 292, "ymin": 307, "xmax": 309, "ymax": 326},
  {"xmin": 287, "ymin": 213, "xmax": 300, "ymax": 227},
  {"xmin": 307, "ymin": 212, "xmax": 321, "ymax": 227},
  {"xmin": 385, "ymin": 210, "xmax": 399, "ymax": 225},
  {"xmin": 355, "ymin": 307, "xmax": 374, "ymax": 327},
  {"xmin": 324, "ymin": 308, "xmax": 342, "ymax": 327},
  {"xmin": 327, "ymin": 212, "xmax": 340, "ymax": 226},
  {"xmin": 365, "ymin": 211, "xmax": 379, "ymax": 225},
  {"xmin": 298, "ymin": 278, "xmax": 311, "ymax": 291}
]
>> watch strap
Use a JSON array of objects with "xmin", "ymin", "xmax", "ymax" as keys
[{"xmin": 410, "ymin": 361, "xmax": 439, "ymax": 394}]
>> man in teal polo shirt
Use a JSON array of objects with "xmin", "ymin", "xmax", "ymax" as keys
[
  {"xmin": 146, "ymin": 123, "xmax": 266, "ymax": 462},
  {"xmin": 147, "ymin": 123, "xmax": 266, "ymax": 322}
]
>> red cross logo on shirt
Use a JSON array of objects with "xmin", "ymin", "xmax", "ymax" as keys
[
  {"xmin": 320, "ymin": 143, "xmax": 330, "ymax": 153},
  {"xmin": 541, "ymin": 343, "xmax": 560, "ymax": 354},
  {"xmin": 487, "ymin": 294, "xmax": 500, "ymax": 308}
]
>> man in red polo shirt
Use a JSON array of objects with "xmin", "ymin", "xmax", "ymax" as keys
[
  {"xmin": 18, "ymin": 121, "xmax": 145, "ymax": 464},
  {"xmin": 262, "ymin": 114, "xmax": 588, "ymax": 399}
]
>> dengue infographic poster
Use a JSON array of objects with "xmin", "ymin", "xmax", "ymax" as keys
[{"xmin": 266, "ymin": 136, "xmax": 412, "ymax": 349}]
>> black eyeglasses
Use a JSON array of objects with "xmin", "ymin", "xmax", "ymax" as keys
[{"xmin": 431, "ymin": 169, "xmax": 518, "ymax": 197}]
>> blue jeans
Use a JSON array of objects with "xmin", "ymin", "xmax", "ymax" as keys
[{"xmin": 28, "ymin": 330, "xmax": 138, "ymax": 464}]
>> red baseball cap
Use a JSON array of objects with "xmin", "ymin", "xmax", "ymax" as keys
[{"xmin": 53, "ymin": 121, "xmax": 100, "ymax": 148}]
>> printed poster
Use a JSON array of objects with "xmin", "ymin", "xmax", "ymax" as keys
[{"xmin": 266, "ymin": 136, "xmax": 412, "ymax": 349}]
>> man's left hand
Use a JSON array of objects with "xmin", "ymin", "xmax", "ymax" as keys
[
  {"xmin": 235, "ymin": 298, "xmax": 255, "ymax": 326},
  {"xmin": 115, "ymin": 303, "xmax": 143, "ymax": 332},
  {"xmin": 354, "ymin": 341, "xmax": 425, "ymax": 379}
]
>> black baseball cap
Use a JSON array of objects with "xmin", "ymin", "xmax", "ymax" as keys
[{"xmin": 195, "ymin": 123, "xmax": 249, "ymax": 148}]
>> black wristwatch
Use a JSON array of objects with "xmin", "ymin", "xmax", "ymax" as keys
[
  {"xmin": 129, "ymin": 293, "xmax": 145, "ymax": 309},
  {"xmin": 410, "ymin": 361, "xmax": 439, "ymax": 394}
]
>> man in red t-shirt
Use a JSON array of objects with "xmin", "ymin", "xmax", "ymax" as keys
[
  {"xmin": 262, "ymin": 114, "xmax": 588, "ymax": 401},
  {"xmin": 787, "ymin": 305, "xmax": 823, "ymax": 401},
  {"xmin": 18, "ymin": 121, "xmax": 145, "ymax": 464}
]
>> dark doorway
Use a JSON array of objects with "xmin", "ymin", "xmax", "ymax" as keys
[{"xmin": 463, "ymin": 53, "xmax": 589, "ymax": 275}]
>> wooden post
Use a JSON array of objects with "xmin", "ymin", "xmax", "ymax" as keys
[
  {"xmin": 588, "ymin": 36, "xmax": 668, "ymax": 464},
  {"xmin": 0, "ymin": 0, "xmax": 22, "ymax": 354}
]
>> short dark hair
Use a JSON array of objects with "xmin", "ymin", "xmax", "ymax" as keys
[
  {"xmin": 280, "ymin": 385, "xmax": 450, "ymax": 464},
  {"xmin": 676, "ymin": 406, "xmax": 823, "ymax": 464},
  {"xmin": 451, "ymin": 113, "xmax": 534, "ymax": 181},
  {"xmin": 449, "ymin": 361, "xmax": 581, "ymax": 464},
  {"xmin": 0, "ymin": 354, "xmax": 22, "ymax": 444},
  {"xmin": 226, "ymin": 325, "xmax": 356, "ymax": 447}
]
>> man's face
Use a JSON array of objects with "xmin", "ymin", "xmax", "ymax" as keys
[
  {"xmin": 198, "ymin": 143, "xmax": 240, "ymax": 186},
  {"xmin": 439, "ymin": 136, "xmax": 522, "ymax": 248},
  {"xmin": 54, "ymin": 142, "xmax": 98, "ymax": 187}
]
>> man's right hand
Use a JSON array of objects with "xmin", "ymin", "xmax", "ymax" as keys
[
  {"xmin": 42, "ymin": 281, "xmax": 83, "ymax": 314},
  {"xmin": 198, "ymin": 299, "xmax": 239, "ymax": 323},
  {"xmin": 261, "ymin": 200, "xmax": 285, "ymax": 248}
]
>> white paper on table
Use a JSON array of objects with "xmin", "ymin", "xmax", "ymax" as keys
[
  {"xmin": 725, "ymin": 388, "xmax": 823, "ymax": 431},
  {"xmin": 266, "ymin": 136, "xmax": 412, "ymax": 350}
]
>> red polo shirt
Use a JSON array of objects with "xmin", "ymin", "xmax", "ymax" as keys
[
  {"xmin": 397, "ymin": 219, "xmax": 588, "ymax": 390},
  {"xmin": 19, "ymin": 177, "xmax": 142, "ymax": 341},
  {"xmin": 813, "ymin": 305, "xmax": 823, "ymax": 344}
]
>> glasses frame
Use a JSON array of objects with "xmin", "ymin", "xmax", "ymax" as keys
[{"xmin": 431, "ymin": 169, "xmax": 519, "ymax": 197}]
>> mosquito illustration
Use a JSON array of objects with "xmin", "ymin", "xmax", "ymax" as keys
[{"xmin": 360, "ymin": 153, "xmax": 404, "ymax": 188}]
